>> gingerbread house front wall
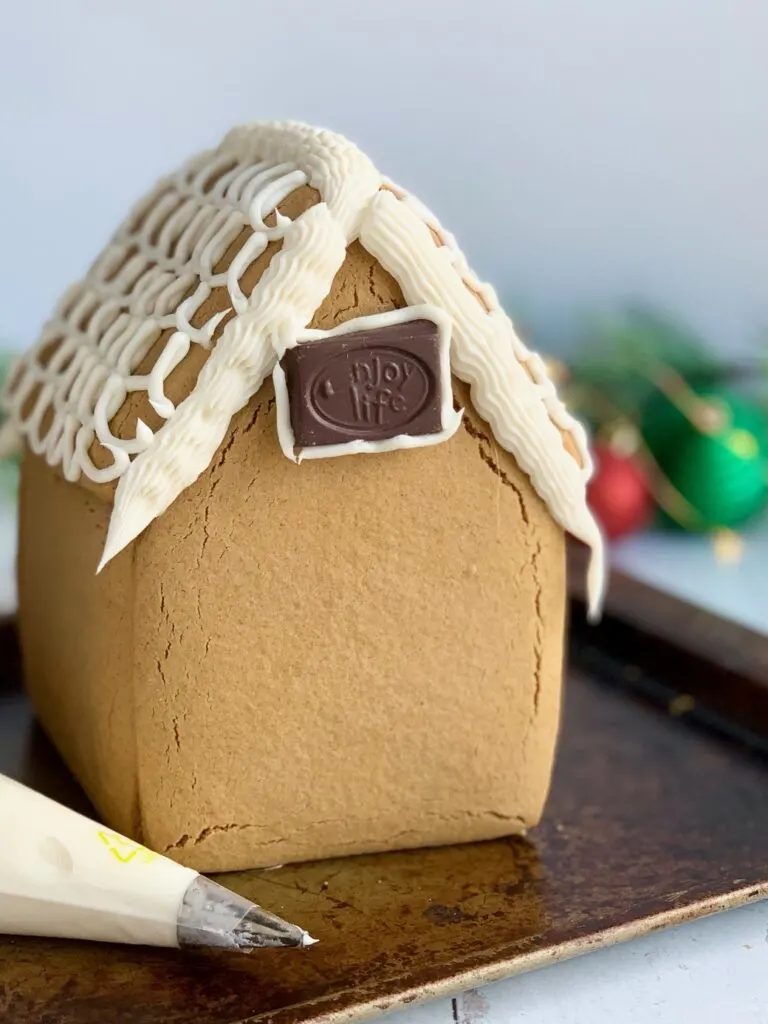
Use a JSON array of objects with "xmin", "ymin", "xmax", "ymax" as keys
[{"xmin": 18, "ymin": 239, "xmax": 566, "ymax": 872}]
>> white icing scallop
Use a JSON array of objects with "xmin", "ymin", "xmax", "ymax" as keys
[{"xmin": 272, "ymin": 306, "xmax": 463, "ymax": 463}]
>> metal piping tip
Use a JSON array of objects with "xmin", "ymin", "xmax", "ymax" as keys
[{"xmin": 177, "ymin": 875, "xmax": 318, "ymax": 951}]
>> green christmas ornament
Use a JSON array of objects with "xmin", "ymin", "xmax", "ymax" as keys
[
  {"xmin": 640, "ymin": 388, "xmax": 691, "ymax": 471},
  {"xmin": 642, "ymin": 387, "xmax": 768, "ymax": 530}
]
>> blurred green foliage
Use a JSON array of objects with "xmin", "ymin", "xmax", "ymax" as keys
[
  {"xmin": 570, "ymin": 306, "xmax": 725, "ymax": 421},
  {"xmin": 0, "ymin": 351, "xmax": 19, "ymax": 503}
]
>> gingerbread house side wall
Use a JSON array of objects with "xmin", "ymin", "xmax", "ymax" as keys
[
  {"xmin": 453, "ymin": 380, "xmax": 567, "ymax": 827},
  {"xmin": 128, "ymin": 377, "xmax": 565, "ymax": 872},
  {"xmin": 17, "ymin": 453, "xmax": 140, "ymax": 836},
  {"xmin": 126, "ymin": 245, "xmax": 566, "ymax": 871}
]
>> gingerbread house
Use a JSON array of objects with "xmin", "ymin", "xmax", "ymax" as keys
[{"xmin": 5, "ymin": 122, "xmax": 604, "ymax": 872}]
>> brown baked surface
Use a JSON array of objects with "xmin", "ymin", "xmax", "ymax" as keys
[{"xmin": 18, "ymin": 454, "xmax": 140, "ymax": 836}]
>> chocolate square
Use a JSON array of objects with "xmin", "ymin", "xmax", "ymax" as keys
[{"xmin": 280, "ymin": 319, "xmax": 444, "ymax": 449}]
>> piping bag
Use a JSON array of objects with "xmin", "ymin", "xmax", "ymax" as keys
[{"xmin": 0, "ymin": 773, "xmax": 316, "ymax": 951}]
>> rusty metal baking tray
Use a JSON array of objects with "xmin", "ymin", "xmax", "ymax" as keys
[{"xmin": 2, "ymin": 565, "xmax": 767, "ymax": 1024}]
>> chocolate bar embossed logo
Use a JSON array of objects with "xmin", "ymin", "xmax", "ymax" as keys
[
  {"xmin": 310, "ymin": 346, "xmax": 434, "ymax": 435},
  {"xmin": 274, "ymin": 307, "xmax": 462, "ymax": 461}
]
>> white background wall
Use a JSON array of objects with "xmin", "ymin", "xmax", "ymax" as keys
[{"xmin": 1, "ymin": 0, "xmax": 765, "ymax": 356}]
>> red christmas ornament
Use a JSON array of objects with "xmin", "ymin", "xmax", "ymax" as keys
[{"xmin": 587, "ymin": 443, "xmax": 652, "ymax": 541}]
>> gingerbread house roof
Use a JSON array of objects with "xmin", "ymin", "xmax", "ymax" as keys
[{"xmin": 4, "ymin": 121, "xmax": 605, "ymax": 616}]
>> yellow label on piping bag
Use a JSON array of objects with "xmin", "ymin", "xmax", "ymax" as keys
[{"xmin": 97, "ymin": 830, "xmax": 158, "ymax": 865}]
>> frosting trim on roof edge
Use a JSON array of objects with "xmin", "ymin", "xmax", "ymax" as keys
[
  {"xmin": 359, "ymin": 189, "xmax": 605, "ymax": 619},
  {"xmin": 98, "ymin": 202, "xmax": 348, "ymax": 570}
]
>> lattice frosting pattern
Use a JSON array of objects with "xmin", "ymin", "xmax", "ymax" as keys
[{"xmin": 5, "ymin": 153, "xmax": 309, "ymax": 483}]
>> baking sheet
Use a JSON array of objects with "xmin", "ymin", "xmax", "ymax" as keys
[{"xmin": 1, "ymin": 605, "xmax": 767, "ymax": 1024}]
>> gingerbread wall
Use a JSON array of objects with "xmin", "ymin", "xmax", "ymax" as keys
[
  {"xmin": 18, "ymin": 452, "xmax": 139, "ymax": 836},
  {"xmin": 127, "ymin": 243, "xmax": 566, "ymax": 870}
]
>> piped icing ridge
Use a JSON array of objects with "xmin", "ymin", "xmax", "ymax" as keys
[
  {"xmin": 359, "ymin": 188, "xmax": 605, "ymax": 617},
  {"xmin": 4, "ymin": 121, "xmax": 605, "ymax": 615}
]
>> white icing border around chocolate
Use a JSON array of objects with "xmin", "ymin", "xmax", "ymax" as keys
[{"xmin": 272, "ymin": 306, "xmax": 463, "ymax": 463}]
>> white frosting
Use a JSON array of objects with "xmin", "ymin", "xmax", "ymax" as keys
[
  {"xmin": 5, "ymin": 152, "xmax": 310, "ymax": 484},
  {"xmin": 99, "ymin": 203, "xmax": 347, "ymax": 569},
  {"xmin": 219, "ymin": 121, "xmax": 380, "ymax": 237},
  {"xmin": 5, "ymin": 121, "xmax": 604, "ymax": 614},
  {"xmin": 273, "ymin": 306, "xmax": 463, "ymax": 462},
  {"xmin": 359, "ymin": 190, "xmax": 605, "ymax": 618}
]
